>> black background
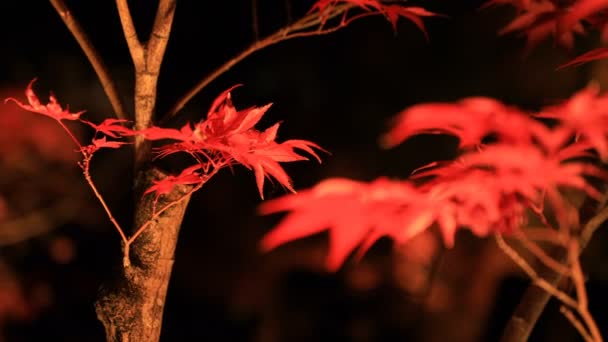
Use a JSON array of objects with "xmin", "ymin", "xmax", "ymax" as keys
[{"xmin": 1, "ymin": 1, "xmax": 606, "ymax": 341}]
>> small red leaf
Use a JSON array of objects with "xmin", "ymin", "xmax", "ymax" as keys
[
  {"xmin": 558, "ymin": 47, "xmax": 608, "ymax": 69},
  {"xmin": 5, "ymin": 79, "xmax": 84, "ymax": 122}
]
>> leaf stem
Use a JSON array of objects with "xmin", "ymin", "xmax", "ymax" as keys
[{"xmin": 82, "ymin": 155, "xmax": 128, "ymax": 244}]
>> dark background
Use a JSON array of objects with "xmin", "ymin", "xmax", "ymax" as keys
[{"xmin": 1, "ymin": 1, "xmax": 606, "ymax": 341}]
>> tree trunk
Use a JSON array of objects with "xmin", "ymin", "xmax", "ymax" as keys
[{"xmin": 95, "ymin": 168, "xmax": 191, "ymax": 342}]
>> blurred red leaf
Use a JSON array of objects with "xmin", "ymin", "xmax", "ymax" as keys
[
  {"xmin": 144, "ymin": 164, "xmax": 204, "ymax": 198},
  {"xmin": 558, "ymin": 47, "xmax": 608, "ymax": 69},
  {"xmin": 4, "ymin": 79, "xmax": 84, "ymax": 122},
  {"xmin": 309, "ymin": 0, "xmax": 440, "ymax": 36},
  {"xmin": 261, "ymin": 87, "xmax": 608, "ymax": 270},
  {"xmin": 260, "ymin": 178, "xmax": 430, "ymax": 270}
]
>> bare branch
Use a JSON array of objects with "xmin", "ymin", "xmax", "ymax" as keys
[
  {"xmin": 146, "ymin": 0, "xmax": 177, "ymax": 73},
  {"xmin": 115, "ymin": 0, "xmax": 144, "ymax": 67},
  {"xmin": 561, "ymin": 307, "xmax": 594, "ymax": 342},
  {"xmin": 82, "ymin": 155, "xmax": 128, "ymax": 244},
  {"xmin": 514, "ymin": 230, "xmax": 571, "ymax": 276},
  {"xmin": 494, "ymin": 234, "xmax": 578, "ymax": 308},
  {"xmin": 568, "ymin": 241, "xmax": 603, "ymax": 342},
  {"xmin": 49, "ymin": 0, "xmax": 128, "ymax": 120},
  {"xmin": 162, "ymin": 4, "xmax": 353, "ymax": 122}
]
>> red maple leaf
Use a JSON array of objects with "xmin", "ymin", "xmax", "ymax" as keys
[
  {"xmin": 4, "ymin": 79, "xmax": 84, "ymax": 122},
  {"xmin": 81, "ymin": 137, "xmax": 129, "ymax": 155},
  {"xmin": 144, "ymin": 164, "xmax": 204, "ymax": 199},
  {"xmin": 558, "ymin": 0, "xmax": 608, "ymax": 35},
  {"xmin": 309, "ymin": 0, "xmax": 380, "ymax": 15},
  {"xmin": 309, "ymin": 0, "xmax": 441, "ymax": 37},
  {"xmin": 260, "ymin": 177, "xmax": 431, "ymax": 270},
  {"xmin": 83, "ymin": 118, "xmax": 135, "ymax": 138},
  {"xmin": 381, "ymin": 5, "xmax": 441, "ymax": 39},
  {"xmin": 142, "ymin": 87, "xmax": 324, "ymax": 199},
  {"xmin": 484, "ymin": 0, "xmax": 587, "ymax": 48},
  {"xmin": 261, "ymin": 89, "xmax": 608, "ymax": 270},
  {"xmin": 558, "ymin": 47, "xmax": 608, "ymax": 69},
  {"xmin": 381, "ymin": 96, "xmax": 550, "ymax": 149},
  {"xmin": 537, "ymin": 84, "xmax": 608, "ymax": 160}
]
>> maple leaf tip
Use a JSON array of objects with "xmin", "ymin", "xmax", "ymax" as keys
[{"xmin": 27, "ymin": 78, "xmax": 38, "ymax": 88}]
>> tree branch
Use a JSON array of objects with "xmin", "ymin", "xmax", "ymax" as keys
[
  {"xmin": 500, "ymin": 198, "xmax": 608, "ymax": 342},
  {"xmin": 115, "ymin": 0, "xmax": 144, "ymax": 67},
  {"xmin": 115, "ymin": 0, "xmax": 177, "ymax": 170},
  {"xmin": 49, "ymin": 0, "xmax": 128, "ymax": 120},
  {"xmin": 146, "ymin": 0, "xmax": 176, "ymax": 73},
  {"xmin": 162, "ymin": 4, "xmax": 353, "ymax": 122},
  {"xmin": 96, "ymin": 168, "xmax": 192, "ymax": 342}
]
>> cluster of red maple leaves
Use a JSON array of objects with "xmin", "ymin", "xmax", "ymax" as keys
[
  {"xmin": 261, "ymin": 87, "xmax": 608, "ymax": 270},
  {"xmin": 5, "ymin": 0, "xmax": 608, "ymax": 272},
  {"xmin": 483, "ymin": 0, "xmax": 608, "ymax": 66},
  {"xmin": 4, "ymin": 80, "xmax": 323, "ymax": 203},
  {"xmin": 260, "ymin": 0, "xmax": 608, "ymax": 270}
]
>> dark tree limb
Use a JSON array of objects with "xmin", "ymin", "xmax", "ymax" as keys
[
  {"xmin": 96, "ymin": 168, "xmax": 192, "ymax": 342},
  {"xmin": 500, "ymin": 196, "xmax": 608, "ymax": 342}
]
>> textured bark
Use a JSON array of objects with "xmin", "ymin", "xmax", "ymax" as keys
[{"xmin": 95, "ymin": 168, "xmax": 191, "ymax": 342}]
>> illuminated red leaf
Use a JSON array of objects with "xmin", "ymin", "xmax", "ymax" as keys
[
  {"xmin": 262, "ymin": 86, "xmax": 608, "ymax": 271},
  {"xmin": 4, "ymin": 79, "xmax": 84, "ymax": 122},
  {"xmin": 83, "ymin": 118, "xmax": 135, "ymax": 138},
  {"xmin": 537, "ymin": 84, "xmax": 608, "ymax": 160},
  {"xmin": 558, "ymin": 47, "xmax": 608, "ymax": 69},
  {"xmin": 260, "ymin": 178, "xmax": 430, "ymax": 270},
  {"xmin": 381, "ymin": 96, "xmax": 548, "ymax": 149},
  {"xmin": 144, "ymin": 87, "xmax": 325, "ymax": 198},
  {"xmin": 382, "ymin": 5, "xmax": 442, "ymax": 39},
  {"xmin": 309, "ymin": 0, "xmax": 440, "ymax": 36},
  {"xmin": 558, "ymin": 0, "xmax": 608, "ymax": 34},
  {"xmin": 139, "ymin": 124, "xmax": 195, "ymax": 142},
  {"xmin": 144, "ymin": 164, "xmax": 204, "ymax": 198},
  {"xmin": 81, "ymin": 137, "xmax": 129, "ymax": 155},
  {"xmin": 485, "ymin": 0, "xmax": 588, "ymax": 49}
]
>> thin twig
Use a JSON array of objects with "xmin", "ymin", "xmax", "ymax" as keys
[
  {"xmin": 121, "ymin": 165, "xmax": 221, "ymax": 268},
  {"xmin": 521, "ymin": 226, "xmax": 569, "ymax": 246},
  {"xmin": 568, "ymin": 240, "xmax": 603, "ymax": 342},
  {"xmin": 162, "ymin": 4, "xmax": 354, "ymax": 121},
  {"xmin": 127, "ymin": 182, "xmax": 199, "ymax": 246},
  {"xmin": 83, "ymin": 156, "xmax": 128, "ymax": 244},
  {"xmin": 580, "ymin": 203, "xmax": 608, "ymax": 249},
  {"xmin": 514, "ymin": 230, "xmax": 571, "ymax": 276},
  {"xmin": 560, "ymin": 306, "xmax": 594, "ymax": 342},
  {"xmin": 494, "ymin": 234, "xmax": 578, "ymax": 308},
  {"xmin": 569, "ymin": 241, "xmax": 588, "ymax": 308},
  {"xmin": 49, "ymin": 0, "xmax": 128, "ymax": 120},
  {"xmin": 501, "ymin": 196, "xmax": 608, "ymax": 341},
  {"xmin": 126, "ymin": 164, "xmax": 222, "ymax": 244}
]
